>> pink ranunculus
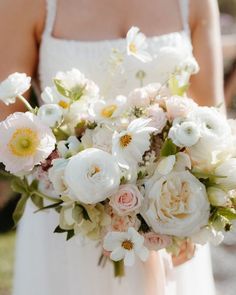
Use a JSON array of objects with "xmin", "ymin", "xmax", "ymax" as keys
[
  {"xmin": 165, "ymin": 96, "xmax": 197, "ymax": 120},
  {"xmin": 143, "ymin": 232, "xmax": 172, "ymax": 251},
  {"xmin": 109, "ymin": 184, "xmax": 143, "ymax": 216},
  {"xmin": 146, "ymin": 104, "xmax": 167, "ymax": 133}
]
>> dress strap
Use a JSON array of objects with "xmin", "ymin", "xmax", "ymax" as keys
[
  {"xmin": 44, "ymin": 0, "xmax": 57, "ymax": 35},
  {"xmin": 178, "ymin": 0, "xmax": 190, "ymax": 35}
]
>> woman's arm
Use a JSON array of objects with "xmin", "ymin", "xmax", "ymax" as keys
[
  {"xmin": 0, "ymin": 0, "xmax": 45, "ymax": 120},
  {"xmin": 189, "ymin": 0, "xmax": 224, "ymax": 108}
]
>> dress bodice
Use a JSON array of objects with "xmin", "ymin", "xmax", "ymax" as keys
[{"xmin": 39, "ymin": 0, "xmax": 197, "ymax": 99}]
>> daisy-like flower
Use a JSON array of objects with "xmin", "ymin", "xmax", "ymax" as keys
[
  {"xmin": 89, "ymin": 95, "xmax": 127, "ymax": 122},
  {"xmin": 112, "ymin": 118, "xmax": 156, "ymax": 167},
  {"xmin": 41, "ymin": 86, "xmax": 71, "ymax": 110},
  {"xmin": 37, "ymin": 104, "xmax": 63, "ymax": 127},
  {"xmin": 126, "ymin": 26, "xmax": 152, "ymax": 63},
  {"xmin": 0, "ymin": 73, "xmax": 31, "ymax": 105},
  {"xmin": 0, "ymin": 112, "xmax": 56, "ymax": 174},
  {"xmin": 103, "ymin": 227, "xmax": 149, "ymax": 266}
]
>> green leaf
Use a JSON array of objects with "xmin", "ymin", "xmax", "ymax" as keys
[
  {"xmin": 35, "ymin": 201, "xmax": 63, "ymax": 213},
  {"xmin": 66, "ymin": 230, "xmax": 75, "ymax": 241},
  {"xmin": 54, "ymin": 225, "xmax": 67, "ymax": 233},
  {"xmin": 29, "ymin": 179, "xmax": 38, "ymax": 192},
  {"xmin": 71, "ymin": 85, "xmax": 86, "ymax": 101},
  {"xmin": 11, "ymin": 178, "xmax": 28, "ymax": 194},
  {"xmin": 54, "ymin": 225, "xmax": 75, "ymax": 241},
  {"xmin": 160, "ymin": 139, "xmax": 177, "ymax": 157},
  {"xmin": 169, "ymin": 76, "xmax": 189, "ymax": 96},
  {"xmin": 78, "ymin": 204, "xmax": 91, "ymax": 221},
  {"xmin": 13, "ymin": 193, "xmax": 29, "ymax": 224},
  {"xmin": 54, "ymin": 79, "xmax": 71, "ymax": 98},
  {"xmin": 217, "ymin": 208, "xmax": 236, "ymax": 220},
  {"xmin": 0, "ymin": 169, "xmax": 14, "ymax": 180},
  {"xmin": 31, "ymin": 194, "xmax": 44, "ymax": 210}
]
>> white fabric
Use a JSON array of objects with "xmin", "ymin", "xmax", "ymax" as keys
[{"xmin": 13, "ymin": 0, "xmax": 216, "ymax": 294}]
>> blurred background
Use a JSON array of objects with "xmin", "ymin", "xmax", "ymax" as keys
[{"xmin": 0, "ymin": 1, "xmax": 236, "ymax": 295}]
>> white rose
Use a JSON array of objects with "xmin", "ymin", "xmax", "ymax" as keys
[
  {"xmin": 215, "ymin": 158, "xmax": 236, "ymax": 190},
  {"xmin": 169, "ymin": 120, "xmax": 200, "ymax": 147},
  {"xmin": 48, "ymin": 159, "xmax": 68, "ymax": 195},
  {"xmin": 64, "ymin": 148, "xmax": 120, "ymax": 204},
  {"xmin": 143, "ymin": 171, "xmax": 210, "ymax": 236},
  {"xmin": 37, "ymin": 104, "xmax": 63, "ymax": 127},
  {"xmin": 0, "ymin": 73, "xmax": 31, "ymax": 105}
]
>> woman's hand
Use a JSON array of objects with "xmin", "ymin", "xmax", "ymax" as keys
[{"xmin": 172, "ymin": 240, "xmax": 196, "ymax": 267}]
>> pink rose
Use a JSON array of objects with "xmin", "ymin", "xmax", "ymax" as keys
[
  {"xmin": 146, "ymin": 104, "xmax": 167, "ymax": 132},
  {"xmin": 165, "ymin": 96, "xmax": 197, "ymax": 120},
  {"xmin": 109, "ymin": 184, "xmax": 143, "ymax": 216},
  {"xmin": 143, "ymin": 232, "xmax": 172, "ymax": 251}
]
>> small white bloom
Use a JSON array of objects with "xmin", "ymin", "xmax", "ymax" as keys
[
  {"xmin": 103, "ymin": 227, "xmax": 149, "ymax": 266},
  {"xmin": 207, "ymin": 187, "xmax": 229, "ymax": 206},
  {"xmin": 89, "ymin": 95, "xmax": 127, "ymax": 122},
  {"xmin": 0, "ymin": 112, "xmax": 56, "ymax": 174},
  {"xmin": 214, "ymin": 158, "xmax": 236, "ymax": 190},
  {"xmin": 41, "ymin": 86, "xmax": 70, "ymax": 109},
  {"xmin": 48, "ymin": 158, "xmax": 68, "ymax": 195},
  {"xmin": 169, "ymin": 120, "xmax": 201, "ymax": 147},
  {"xmin": 92, "ymin": 125, "xmax": 113, "ymax": 152},
  {"xmin": 37, "ymin": 104, "xmax": 63, "ymax": 127},
  {"xmin": 146, "ymin": 104, "xmax": 167, "ymax": 133},
  {"xmin": 64, "ymin": 148, "xmax": 120, "ymax": 204},
  {"xmin": 112, "ymin": 118, "xmax": 156, "ymax": 167},
  {"xmin": 0, "ymin": 73, "xmax": 31, "ymax": 105},
  {"xmin": 57, "ymin": 136, "xmax": 81, "ymax": 158},
  {"xmin": 157, "ymin": 155, "xmax": 176, "ymax": 175},
  {"xmin": 165, "ymin": 96, "xmax": 197, "ymax": 120},
  {"xmin": 126, "ymin": 27, "xmax": 152, "ymax": 63}
]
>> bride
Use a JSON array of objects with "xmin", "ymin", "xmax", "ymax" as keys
[{"xmin": 0, "ymin": 0, "xmax": 224, "ymax": 294}]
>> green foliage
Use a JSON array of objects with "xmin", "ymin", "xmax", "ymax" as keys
[
  {"xmin": 54, "ymin": 79, "xmax": 86, "ymax": 101},
  {"xmin": 168, "ymin": 76, "xmax": 189, "ymax": 96},
  {"xmin": 54, "ymin": 225, "xmax": 75, "ymax": 241},
  {"xmin": 160, "ymin": 138, "xmax": 177, "ymax": 157}
]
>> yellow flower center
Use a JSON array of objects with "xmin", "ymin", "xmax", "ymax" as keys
[
  {"xmin": 122, "ymin": 240, "xmax": 133, "ymax": 251},
  {"xmin": 58, "ymin": 100, "xmax": 69, "ymax": 109},
  {"xmin": 101, "ymin": 105, "xmax": 117, "ymax": 118},
  {"xmin": 90, "ymin": 165, "xmax": 101, "ymax": 177},
  {"xmin": 8, "ymin": 128, "xmax": 39, "ymax": 157},
  {"xmin": 129, "ymin": 42, "xmax": 137, "ymax": 53},
  {"xmin": 120, "ymin": 134, "xmax": 132, "ymax": 148}
]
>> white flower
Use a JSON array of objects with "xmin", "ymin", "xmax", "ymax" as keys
[
  {"xmin": 165, "ymin": 96, "xmax": 197, "ymax": 120},
  {"xmin": 0, "ymin": 112, "xmax": 56, "ymax": 174},
  {"xmin": 92, "ymin": 125, "xmax": 113, "ymax": 152},
  {"xmin": 64, "ymin": 148, "xmax": 120, "ymax": 204},
  {"xmin": 146, "ymin": 104, "xmax": 167, "ymax": 133},
  {"xmin": 143, "ymin": 171, "xmax": 210, "ymax": 236},
  {"xmin": 57, "ymin": 136, "xmax": 81, "ymax": 158},
  {"xmin": 48, "ymin": 159, "xmax": 68, "ymax": 195},
  {"xmin": 126, "ymin": 26, "xmax": 152, "ymax": 63},
  {"xmin": 207, "ymin": 187, "xmax": 229, "ymax": 206},
  {"xmin": 0, "ymin": 73, "xmax": 31, "ymax": 105},
  {"xmin": 37, "ymin": 104, "xmax": 63, "ymax": 127},
  {"xmin": 41, "ymin": 86, "xmax": 70, "ymax": 109},
  {"xmin": 169, "ymin": 120, "xmax": 201, "ymax": 147},
  {"xmin": 103, "ymin": 227, "xmax": 149, "ymax": 266},
  {"xmin": 112, "ymin": 118, "xmax": 156, "ymax": 167},
  {"xmin": 191, "ymin": 226, "xmax": 224, "ymax": 246},
  {"xmin": 214, "ymin": 158, "xmax": 236, "ymax": 190},
  {"xmin": 89, "ymin": 95, "xmax": 127, "ymax": 122}
]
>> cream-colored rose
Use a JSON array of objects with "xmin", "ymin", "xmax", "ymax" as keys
[
  {"xmin": 109, "ymin": 184, "xmax": 143, "ymax": 216},
  {"xmin": 143, "ymin": 171, "xmax": 210, "ymax": 236}
]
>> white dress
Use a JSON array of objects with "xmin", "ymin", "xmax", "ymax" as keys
[{"xmin": 13, "ymin": 0, "xmax": 216, "ymax": 294}]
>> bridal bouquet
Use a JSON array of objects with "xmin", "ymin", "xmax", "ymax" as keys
[{"xmin": 1, "ymin": 27, "xmax": 236, "ymax": 277}]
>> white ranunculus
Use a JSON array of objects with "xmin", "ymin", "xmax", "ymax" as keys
[
  {"xmin": 37, "ymin": 104, "xmax": 63, "ymax": 127},
  {"xmin": 0, "ymin": 73, "xmax": 31, "ymax": 105},
  {"xmin": 64, "ymin": 148, "xmax": 120, "ymax": 204},
  {"xmin": 57, "ymin": 136, "xmax": 81, "ymax": 158},
  {"xmin": 214, "ymin": 158, "xmax": 236, "ymax": 190},
  {"xmin": 126, "ymin": 26, "xmax": 152, "ymax": 63},
  {"xmin": 143, "ymin": 171, "xmax": 210, "ymax": 236},
  {"xmin": 191, "ymin": 226, "xmax": 224, "ymax": 246},
  {"xmin": 207, "ymin": 187, "xmax": 229, "ymax": 206},
  {"xmin": 169, "ymin": 121, "xmax": 201, "ymax": 147},
  {"xmin": 48, "ymin": 159, "xmax": 68, "ymax": 195}
]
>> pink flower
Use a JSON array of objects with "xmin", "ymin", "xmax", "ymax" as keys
[
  {"xmin": 143, "ymin": 232, "xmax": 172, "ymax": 251},
  {"xmin": 146, "ymin": 104, "xmax": 167, "ymax": 133},
  {"xmin": 109, "ymin": 184, "xmax": 143, "ymax": 216},
  {"xmin": 165, "ymin": 96, "xmax": 197, "ymax": 120}
]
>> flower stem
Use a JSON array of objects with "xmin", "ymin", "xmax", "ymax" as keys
[
  {"xmin": 113, "ymin": 260, "xmax": 125, "ymax": 278},
  {"xmin": 17, "ymin": 94, "xmax": 34, "ymax": 113},
  {"xmin": 32, "ymin": 191, "xmax": 59, "ymax": 203}
]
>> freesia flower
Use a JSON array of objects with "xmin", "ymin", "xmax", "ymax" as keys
[
  {"xmin": 64, "ymin": 148, "xmax": 120, "ymax": 204},
  {"xmin": 0, "ymin": 112, "xmax": 56, "ymax": 174},
  {"xmin": 109, "ymin": 184, "xmax": 143, "ymax": 216},
  {"xmin": 0, "ymin": 73, "xmax": 31, "ymax": 105},
  {"xmin": 126, "ymin": 26, "xmax": 152, "ymax": 63},
  {"xmin": 37, "ymin": 104, "xmax": 63, "ymax": 127},
  {"xmin": 112, "ymin": 118, "xmax": 156, "ymax": 167},
  {"xmin": 143, "ymin": 171, "xmax": 210, "ymax": 236},
  {"xmin": 103, "ymin": 227, "xmax": 149, "ymax": 266}
]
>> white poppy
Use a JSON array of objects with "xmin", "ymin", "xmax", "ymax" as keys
[
  {"xmin": 0, "ymin": 73, "xmax": 31, "ymax": 105},
  {"xmin": 126, "ymin": 27, "xmax": 152, "ymax": 63},
  {"xmin": 64, "ymin": 148, "xmax": 120, "ymax": 204},
  {"xmin": 103, "ymin": 227, "xmax": 149, "ymax": 266},
  {"xmin": 37, "ymin": 104, "xmax": 63, "ymax": 127},
  {"xmin": 41, "ymin": 86, "xmax": 71, "ymax": 110}
]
